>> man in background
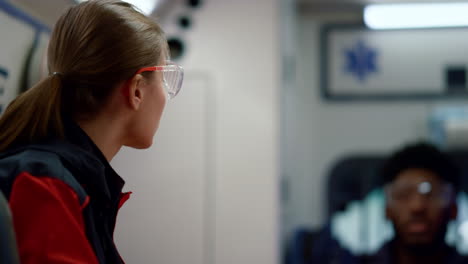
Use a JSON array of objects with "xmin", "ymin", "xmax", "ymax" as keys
[{"xmin": 366, "ymin": 142, "xmax": 467, "ymax": 264}]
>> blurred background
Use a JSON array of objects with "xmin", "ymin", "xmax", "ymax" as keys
[{"xmin": 4, "ymin": 0, "xmax": 468, "ymax": 263}]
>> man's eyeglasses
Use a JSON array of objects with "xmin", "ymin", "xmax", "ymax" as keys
[
  {"xmin": 135, "ymin": 61, "xmax": 184, "ymax": 99},
  {"xmin": 385, "ymin": 181, "xmax": 454, "ymax": 208}
]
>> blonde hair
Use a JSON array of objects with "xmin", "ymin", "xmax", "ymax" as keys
[{"xmin": 0, "ymin": 0, "xmax": 167, "ymax": 152}]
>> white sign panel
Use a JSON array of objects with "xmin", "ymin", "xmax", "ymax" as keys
[{"xmin": 323, "ymin": 26, "xmax": 468, "ymax": 100}]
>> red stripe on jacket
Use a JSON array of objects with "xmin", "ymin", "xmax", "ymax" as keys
[{"xmin": 9, "ymin": 172, "xmax": 99, "ymax": 264}]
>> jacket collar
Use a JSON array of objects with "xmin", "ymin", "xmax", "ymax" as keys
[
  {"xmin": 61, "ymin": 119, "xmax": 125, "ymax": 202},
  {"xmin": 2, "ymin": 119, "xmax": 125, "ymax": 202}
]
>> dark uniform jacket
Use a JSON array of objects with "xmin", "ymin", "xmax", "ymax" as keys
[
  {"xmin": 362, "ymin": 240, "xmax": 468, "ymax": 264},
  {"xmin": 0, "ymin": 120, "xmax": 131, "ymax": 263}
]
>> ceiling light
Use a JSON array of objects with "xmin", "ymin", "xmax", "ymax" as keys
[
  {"xmin": 75, "ymin": 0, "xmax": 159, "ymax": 16},
  {"xmin": 364, "ymin": 3, "xmax": 468, "ymax": 30}
]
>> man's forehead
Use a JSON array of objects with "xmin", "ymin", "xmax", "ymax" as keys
[{"xmin": 393, "ymin": 168, "xmax": 442, "ymax": 185}]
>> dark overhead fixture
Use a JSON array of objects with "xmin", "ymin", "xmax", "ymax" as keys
[
  {"xmin": 178, "ymin": 15, "xmax": 192, "ymax": 29},
  {"xmin": 167, "ymin": 37, "xmax": 185, "ymax": 60},
  {"xmin": 187, "ymin": 0, "xmax": 202, "ymax": 8}
]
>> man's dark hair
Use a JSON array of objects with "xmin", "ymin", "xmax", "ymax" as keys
[{"xmin": 381, "ymin": 142, "xmax": 460, "ymax": 190}]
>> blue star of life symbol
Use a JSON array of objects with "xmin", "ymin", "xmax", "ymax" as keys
[{"xmin": 344, "ymin": 40, "xmax": 378, "ymax": 82}]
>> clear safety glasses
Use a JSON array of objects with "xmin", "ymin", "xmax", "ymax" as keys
[
  {"xmin": 385, "ymin": 181, "xmax": 454, "ymax": 208},
  {"xmin": 136, "ymin": 61, "xmax": 184, "ymax": 99}
]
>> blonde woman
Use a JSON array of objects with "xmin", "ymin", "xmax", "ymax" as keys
[{"xmin": 0, "ymin": 0, "xmax": 183, "ymax": 263}]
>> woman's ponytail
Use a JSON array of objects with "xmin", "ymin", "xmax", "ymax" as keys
[
  {"xmin": 0, "ymin": 0, "xmax": 168, "ymax": 152},
  {"xmin": 0, "ymin": 73, "xmax": 64, "ymax": 152}
]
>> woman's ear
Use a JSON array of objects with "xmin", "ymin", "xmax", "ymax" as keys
[{"xmin": 126, "ymin": 74, "xmax": 145, "ymax": 110}]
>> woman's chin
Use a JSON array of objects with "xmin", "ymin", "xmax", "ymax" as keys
[{"xmin": 125, "ymin": 139, "xmax": 153, "ymax": 149}]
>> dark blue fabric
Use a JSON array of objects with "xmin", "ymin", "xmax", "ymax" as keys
[
  {"xmin": 290, "ymin": 224, "xmax": 359, "ymax": 264},
  {"xmin": 293, "ymin": 225, "xmax": 468, "ymax": 264},
  {"xmin": 0, "ymin": 120, "xmax": 126, "ymax": 264},
  {"xmin": 364, "ymin": 240, "xmax": 468, "ymax": 264}
]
